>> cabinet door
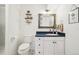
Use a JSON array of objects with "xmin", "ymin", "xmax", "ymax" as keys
[
  {"xmin": 35, "ymin": 37, "xmax": 44, "ymax": 55},
  {"xmin": 43, "ymin": 37, "xmax": 54, "ymax": 55},
  {"xmin": 54, "ymin": 39, "xmax": 65, "ymax": 55}
]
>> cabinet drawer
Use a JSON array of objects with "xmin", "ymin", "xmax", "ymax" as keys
[
  {"xmin": 35, "ymin": 37, "xmax": 43, "ymax": 49},
  {"xmin": 35, "ymin": 43, "xmax": 43, "ymax": 49},
  {"xmin": 35, "ymin": 49, "xmax": 43, "ymax": 55}
]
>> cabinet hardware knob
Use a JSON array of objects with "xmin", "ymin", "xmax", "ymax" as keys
[
  {"xmin": 38, "ymin": 44, "xmax": 40, "ymax": 46},
  {"xmin": 38, "ymin": 52, "xmax": 40, "ymax": 54},
  {"xmin": 53, "ymin": 42, "xmax": 56, "ymax": 43}
]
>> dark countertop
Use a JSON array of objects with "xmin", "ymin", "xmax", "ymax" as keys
[{"xmin": 35, "ymin": 31, "xmax": 65, "ymax": 37}]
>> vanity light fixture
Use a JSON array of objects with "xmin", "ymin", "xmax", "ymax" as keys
[
  {"xmin": 25, "ymin": 10, "xmax": 33, "ymax": 24},
  {"xmin": 40, "ymin": 9, "xmax": 53, "ymax": 15}
]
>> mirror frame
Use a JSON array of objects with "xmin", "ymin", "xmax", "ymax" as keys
[{"xmin": 38, "ymin": 14, "xmax": 56, "ymax": 29}]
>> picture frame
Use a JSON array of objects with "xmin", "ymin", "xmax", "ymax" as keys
[{"xmin": 68, "ymin": 7, "xmax": 79, "ymax": 24}]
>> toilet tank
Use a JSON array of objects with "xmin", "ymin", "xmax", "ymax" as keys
[{"xmin": 23, "ymin": 35, "xmax": 35, "ymax": 54}]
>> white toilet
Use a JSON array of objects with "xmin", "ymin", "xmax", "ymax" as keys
[
  {"xmin": 18, "ymin": 36, "xmax": 32, "ymax": 55},
  {"xmin": 18, "ymin": 43, "xmax": 30, "ymax": 55}
]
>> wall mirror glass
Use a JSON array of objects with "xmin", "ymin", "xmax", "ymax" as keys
[{"xmin": 38, "ymin": 13, "xmax": 56, "ymax": 29}]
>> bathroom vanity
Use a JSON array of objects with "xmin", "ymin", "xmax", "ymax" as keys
[
  {"xmin": 35, "ymin": 31, "xmax": 65, "ymax": 55},
  {"xmin": 35, "ymin": 11, "xmax": 65, "ymax": 55}
]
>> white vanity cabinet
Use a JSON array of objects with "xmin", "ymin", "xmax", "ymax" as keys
[{"xmin": 35, "ymin": 37, "xmax": 65, "ymax": 55}]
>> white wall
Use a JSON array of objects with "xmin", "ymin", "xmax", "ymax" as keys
[
  {"xmin": 19, "ymin": 4, "xmax": 46, "ymax": 35},
  {"xmin": 5, "ymin": 4, "xmax": 20, "ymax": 54},
  {"xmin": 64, "ymin": 5, "xmax": 79, "ymax": 55}
]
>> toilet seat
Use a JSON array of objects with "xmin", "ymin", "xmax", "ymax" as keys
[{"xmin": 18, "ymin": 43, "xmax": 30, "ymax": 55}]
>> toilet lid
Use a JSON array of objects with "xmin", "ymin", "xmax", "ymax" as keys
[{"xmin": 18, "ymin": 43, "xmax": 30, "ymax": 50}]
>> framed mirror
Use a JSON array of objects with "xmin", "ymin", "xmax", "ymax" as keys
[{"xmin": 38, "ymin": 14, "xmax": 56, "ymax": 29}]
